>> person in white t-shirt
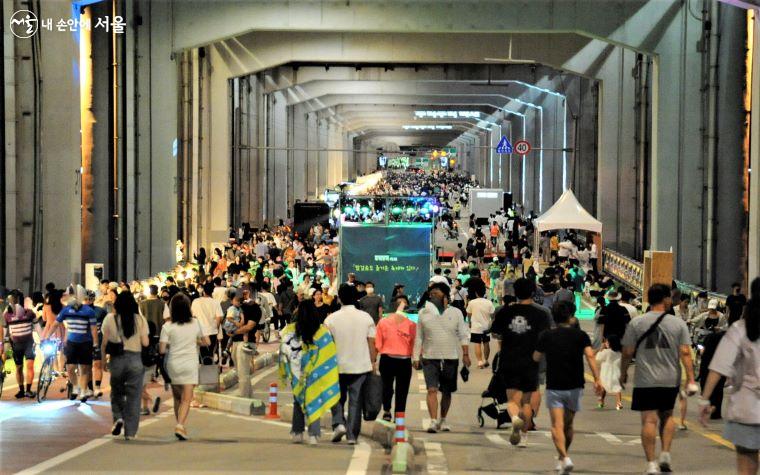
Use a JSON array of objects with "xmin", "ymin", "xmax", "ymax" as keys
[
  {"xmin": 324, "ymin": 284, "xmax": 377, "ymax": 445},
  {"xmin": 429, "ymin": 268, "xmax": 449, "ymax": 285},
  {"xmin": 466, "ymin": 278, "xmax": 495, "ymax": 369},
  {"xmin": 191, "ymin": 282, "xmax": 223, "ymax": 362}
]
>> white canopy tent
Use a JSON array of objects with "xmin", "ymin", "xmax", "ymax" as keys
[{"xmin": 533, "ymin": 189, "xmax": 603, "ymax": 261}]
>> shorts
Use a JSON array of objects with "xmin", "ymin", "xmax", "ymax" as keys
[
  {"xmin": 470, "ymin": 333, "xmax": 490, "ymax": 344},
  {"xmin": 498, "ymin": 366, "xmax": 539, "ymax": 393},
  {"xmin": 11, "ymin": 339, "xmax": 36, "ymax": 365},
  {"xmin": 546, "ymin": 388, "xmax": 583, "ymax": 412},
  {"xmin": 631, "ymin": 387, "xmax": 679, "ymax": 412},
  {"xmin": 64, "ymin": 340, "xmax": 94, "ymax": 366},
  {"xmin": 422, "ymin": 358, "xmax": 458, "ymax": 394}
]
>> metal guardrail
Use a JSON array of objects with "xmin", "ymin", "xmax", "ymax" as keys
[
  {"xmin": 602, "ymin": 248, "xmax": 727, "ymax": 306},
  {"xmin": 602, "ymin": 249, "xmax": 643, "ymax": 293}
]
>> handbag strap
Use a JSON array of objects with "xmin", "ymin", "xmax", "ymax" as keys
[{"xmin": 633, "ymin": 312, "xmax": 667, "ymax": 356}]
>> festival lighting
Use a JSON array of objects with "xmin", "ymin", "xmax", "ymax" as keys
[{"xmin": 414, "ymin": 110, "xmax": 480, "ymax": 119}]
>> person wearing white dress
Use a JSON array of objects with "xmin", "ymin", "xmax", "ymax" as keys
[
  {"xmin": 595, "ymin": 341, "xmax": 623, "ymax": 410},
  {"xmin": 159, "ymin": 293, "xmax": 210, "ymax": 441}
]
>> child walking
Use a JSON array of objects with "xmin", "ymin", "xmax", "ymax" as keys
[{"xmin": 595, "ymin": 339, "xmax": 623, "ymax": 410}]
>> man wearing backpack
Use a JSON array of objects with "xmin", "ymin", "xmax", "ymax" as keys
[{"xmin": 620, "ymin": 284, "xmax": 698, "ymax": 474}]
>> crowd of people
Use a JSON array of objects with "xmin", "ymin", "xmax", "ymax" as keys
[{"xmin": 1, "ymin": 167, "xmax": 758, "ymax": 475}]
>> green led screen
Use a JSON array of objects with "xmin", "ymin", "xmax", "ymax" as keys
[{"xmin": 339, "ymin": 223, "xmax": 432, "ymax": 308}]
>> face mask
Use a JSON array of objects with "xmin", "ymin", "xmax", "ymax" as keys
[{"xmin": 366, "ymin": 287, "xmax": 374, "ymax": 295}]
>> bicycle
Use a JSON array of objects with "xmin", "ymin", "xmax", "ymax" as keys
[{"xmin": 36, "ymin": 339, "xmax": 60, "ymax": 403}]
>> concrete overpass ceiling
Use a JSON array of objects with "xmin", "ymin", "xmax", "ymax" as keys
[{"xmin": 173, "ymin": 1, "xmax": 649, "ymax": 52}]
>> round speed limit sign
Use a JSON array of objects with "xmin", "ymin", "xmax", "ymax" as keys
[{"xmin": 514, "ymin": 140, "xmax": 531, "ymax": 155}]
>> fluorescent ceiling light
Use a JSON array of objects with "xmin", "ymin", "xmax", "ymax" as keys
[
  {"xmin": 402, "ymin": 125, "xmax": 454, "ymax": 131},
  {"xmin": 414, "ymin": 110, "xmax": 480, "ymax": 119}
]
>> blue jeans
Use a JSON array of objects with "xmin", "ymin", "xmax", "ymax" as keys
[
  {"xmin": 331, "ymin": 372, "xmax": 368, "ymax": 441},
  {"xmin": 292, "ymin": 400, "xmax": 321, "ymax": 437}
]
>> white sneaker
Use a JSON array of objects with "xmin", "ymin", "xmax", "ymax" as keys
[
  {"xmin": 438, "ymin": 419, "xmax": 451, "ymax": 432},
  {"xmin": 331, "ymin": 424, "xmax": 347, "ymax": 443},
  {"xmin": 517, "ymin": 432, "xmax": 528, "ymax": 448},
  {"xmin": 347, "ymin": 439, "xmax": 357, "ymax": 445},
  {"xmin": 427, "ymin": 419, "xmax": 439, "ymax": 433},
  {"xmin": 308, "ymin": 435, "xmax": 318, "ymax": 446},
  {"xmin": 291, "ymin": 432, "xmax": 304, "ymax": 444},
  {"xmin": 658, "ymin": 452, "xmax": 672, "ymax": 472},
  {"xmin": 509, "ymin": 416, "xmax": 524, "ymax": 445},
  {"xmin": 555, "ymin": 460, "xmax": 563, "ymax": 472},
  {"xmin": 645, "ymin": 461, "xmax": 660, "ymax": 474},
  {"xmin": 561, "ymin": 456, "xmax": 574, "ymax": 473}
]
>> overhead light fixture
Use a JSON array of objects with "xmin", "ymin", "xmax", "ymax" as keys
[
  {"xmin": 402, "ymin": 125, "xmax": 454, "ymax": 131},
  {"xmin": 414, "ymin": 110, "xmax": 480, "ymax": 119}
]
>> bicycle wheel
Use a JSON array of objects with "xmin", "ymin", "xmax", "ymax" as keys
[{"xmin": 36, "ymin": 359, "xmax": 51, "ymax": 403}]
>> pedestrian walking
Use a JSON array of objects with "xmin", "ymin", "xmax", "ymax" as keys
[
  {"xmin": 490, "ymin": 278, "xmax": 551, "ymax": 447},
  {"xmin": 324, "ymin": 284, "xmax": 377, "ymax": 444},
  {"xmin": 533, "ymin": 300, "xmax": 602, "ymax": 474},
  {"xmin": 413, "ymin": 282, "xmax": 471, "ymax": 433},
  {"xmin": 101, "ymin": 292, "xmax": 149, "ymax": 440},
  {"xmin": 375, "ymin": 295, "xmax": 416, "ymax": 422},
  {"xmin": 700, "ymin": 277, "xmax": 760, "ymax": 475},
  {"xmin": 159, "ymin": 293, "xmax": 211, "ymax": 441},
  {"xmin": 465, "ymin": 278, "xmax": 494, "ymax": 369},
  {"xmin": 279, "ymin": 300, "xmax": 340, "ymax": 445},
  {"xmin": 620, "ymin": 284, "xmax": 697, "ymax": 474}
]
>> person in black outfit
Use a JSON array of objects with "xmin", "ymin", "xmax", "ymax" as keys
[
  {"xmin": 725, "ymin": 283, "xmax": 747, "ymax": 325},
  {"xmin": 597, "ymin": 291, "xmax": 631, "ymax": 351},
  {"xmin": 697, "ymin": 326, "xmax": 726, "ymax": 419},
  {"xmin": 490, "ymin": 278, "xmax": 552, "ymax": 447}
]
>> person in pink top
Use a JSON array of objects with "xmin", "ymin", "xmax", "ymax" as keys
[{"xmin": 375, "ymin": 295, "xmax": 417, "ymax": 422}]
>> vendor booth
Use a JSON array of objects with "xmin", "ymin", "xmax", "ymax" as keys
[{"xmin": 533, "ymin": 189, "xmax": 603, "ymax": 264}]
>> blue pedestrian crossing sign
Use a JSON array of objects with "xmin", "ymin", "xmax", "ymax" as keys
[{"xmin": 496, "ymin": 136, "xmax": 513, "ymax": 154}]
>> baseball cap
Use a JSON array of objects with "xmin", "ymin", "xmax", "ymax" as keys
[{"xmin": 708, "ymin": 298, "xmax": 719, "ymax": 310}]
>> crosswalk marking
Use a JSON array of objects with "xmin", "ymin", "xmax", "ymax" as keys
[
  {"xmin": 420, "ymin": 400, "xmax": 427, "ymax": 411},
  {"xmin": 417, "ymin": 372, "xmax": 425, "ymax": 381},
  {"xmin": 597, "ymin": 432, "xmax": 622, "ymax": 444},
  {"xmin": 422, "ymin": 439, "xmax": 448, "ymax": 474},
  {"xmin": 419, "ymin": 384, "xmax": 427, "ymax": 393}
]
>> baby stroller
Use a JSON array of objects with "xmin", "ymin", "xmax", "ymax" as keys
[{"xmin": 477, "ymin": 352, "xmax": 511, "ymax": 428}]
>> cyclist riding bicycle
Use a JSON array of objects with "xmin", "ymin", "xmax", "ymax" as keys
[{"xmin": 43, "ymin": 285, "xmax": 98, "ymax": 402}]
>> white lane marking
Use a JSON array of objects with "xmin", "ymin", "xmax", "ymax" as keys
[
  {"xmin": 626, "ymin": 437, "xmax": 641, "ymax": 445},
  {"xmin": 15, "ymin": 437, "xmax": 111, "ymax": 475},
  {"xmin": 417, "ymin": 373, "xmax": 424, "ymax": 381},
  {"xmin": 422, "ymin": 440, "xmax": 448, "ymax": 474},
  {"xmin": 596, "ymin": 432, "xmax": 623, "ymax": 444},
  {"xmin": 250, "ymin": 364, "xmax": 278, "ymax": 388},
  {"xmin": 419, "ymin": 400, "xmax": 427, "ymax": 411},
  {"xmin": 485, "ymin": 432, "xmax": 509, "ymax": 446},
  {"xmin": 345, "ymin": 441, "xmax": 372, "ymax": 475},
  {"xmin": 419, "ymin": 384, "xmax": 427, "ymax": 393}
]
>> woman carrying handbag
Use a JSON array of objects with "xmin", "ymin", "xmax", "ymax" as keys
[{"xmin": 101, "ymin": 292, "xmax": 149, "ymax": 440}]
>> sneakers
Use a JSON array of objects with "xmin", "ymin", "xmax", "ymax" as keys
[
  {"xmin": 291, "ymin": 432, "xmax": 304, "ymax": 444},
  {"xmin": 678, "ymin": 423, "xmax": 688, "ymax": 431},
  {"xmin": 308, "ymin": 435, "xmax": 319, "ymax": 446},
  {"xmin": 427, "ymin": 419, "xmax": 439, "ymax": 434},
  {"xmin": 658, "ymin": 452, "xmax": 672, "ymax": 472},
  {"xmin": 241, "ymin": 343, "xmax": 255, "ymax": 354},
  {"xmin": 438, "ymin": 419, "xmax": 451, "ymax": 432},
  {"xmin": 382, "ymin": 412, "xmax": 392, "ymax": 422},
  {"xmin": 645, "ymin": 461, "xmax": 660, "ymax": 474},
  {"xmin": 560, "ymin": 457, "xmax": 574, "ymax": 474},
  {"xmin": 331, "ymin": 424, "xmax": 347, "ymax": 443},
  {"xmin": 175, "ymin": 424, "xmax": 188, "ymax": 441},
  {"xmin": 140, "ymin": 408, "xmax": 150, "ymax": 416},
  {"xmin": 517, "ymin": 432, "xmax": 528, "ymax": 448},
  {"xmin": 80, "ymin": 389, "xmax": 93, "ymax": 403},
  {"xmin": 112, "ymin": 419, "xmax": 124, "ymax": 436},
  {"xmin": 347, "ymin": 439, "xmax": 357, "ymax": 445},
  {"xmin": 509, "ymin": 416, "xmax": 524, "ymax": 445},
  {"xmin": 616, "ymin": 402, "xmax": 623, "ymax": 411},
  {"xmin": 24, "ymin": 390, "xmax": 36, "ymax": 399},
  {"xmin": 14, "ymin": 389, "xmax": 25, "ymax": 399},
  {"xmin": 152, "ymin": 397, "xmax": 162, "ymax": 413}
]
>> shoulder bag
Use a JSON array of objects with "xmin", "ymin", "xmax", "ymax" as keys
[{"xmin": 105, "ymin": 316, "xmax": 124, "ymax": 357}]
